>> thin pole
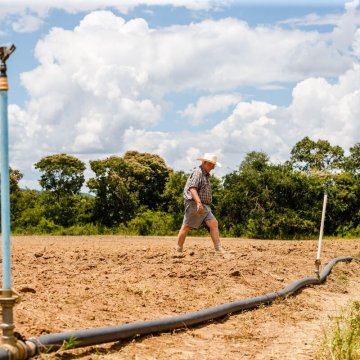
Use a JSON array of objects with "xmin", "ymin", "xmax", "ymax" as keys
[{"xmin": 315, "ymin": 188, "xmax": 327, "ymax": 277}]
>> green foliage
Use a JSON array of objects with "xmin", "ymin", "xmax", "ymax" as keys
[
  {"xmin": 87, "ymin": 151, "xmax": 171, "ymax": 227},
  {"xmin": 161, "ymin": 170, "xmax": 188, "ymax": 228},
  {"xmin": 218, "ymin": 152, "xmax": 321, "ymax": 239},
  {"xmin": 317, "ymin": 301, "xmax": 360, "ymax": 359},
  {"xmin": 326, "ymin": 172, "xmax": 360, "ymax": 235},
  {"xmin": 35, "ymin": 218, "xmax": 61, "ymax": 234},
  {"xmin": 62, "ymin": 336, "xmax": 80, "ymax": 350},
  {"xmin": 34, "ymin": 154, "xmax": 86, "ymax": 199},
  {"xmin": 7, "ymin": 140, "xmax": 360, "ymax": 239},
  {"xmin": 344, "ymin": 143, "xmax": 360, "ymax": 174},
  {"xmin": 119, "ymin": 209, "xmax": 175, "ymax": 236},
  {"xmin": 59, "ymin": 224, "xmax": 100, "ymax": 235},
  {"xmin": 10, "ymin": 188, "xmax": 96, "ymax": 234},
  {"xmin": 123, "ymin": 151, "xmax": 172, "ymax": 210},
  {"xmin": 9, "ymin": 167, "xmax": 23, "ymax": 193},
  {"xmin": 11, "ymin": 189, "xmax": 45, "ymax": 229},
  {"xmin": 290, "ymin": 136, "xmax": 344, "ymax": 173},
  {"xmin": 87, "ymin": 156, "xmax": 139, "ymax": 227}
]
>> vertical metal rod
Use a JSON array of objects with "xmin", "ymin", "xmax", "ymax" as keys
[{"xmin": 315, "ymin": 188, "xmax": 327, "ymax": 276}]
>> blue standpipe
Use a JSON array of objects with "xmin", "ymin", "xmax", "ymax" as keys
[
  {"xmin": 0, "ymin": 44, "xmax": 16, "ymax": 292},
  {"xmin": 0, "ymin": 89, "xmax": 11, "ymax": 291},
  {"xmin": 0, "ymin": 45, "xmax": 23, "ymax": 354}
]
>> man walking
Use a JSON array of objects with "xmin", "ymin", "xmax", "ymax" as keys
[{"xmin": 176, "ymin": 153, "xmax": 224, "ymax": 253}]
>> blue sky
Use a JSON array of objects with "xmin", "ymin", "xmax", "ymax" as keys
[{"xmin": 0, "ymin": 0, "xmax": 359, "ymax": 189}]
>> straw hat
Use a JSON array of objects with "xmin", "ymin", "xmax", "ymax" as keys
[{"xmin": 197, "ymin": 153, "xmax": 221, "ymax": 167}]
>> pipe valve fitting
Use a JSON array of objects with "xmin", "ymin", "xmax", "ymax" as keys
[
  {"xmin": 0, "ymin": 45, "xmax": 16, "ymax": 90},
  {"xmin": 314, "ymin": 259, "xmax": 321, "ymax": 278}
]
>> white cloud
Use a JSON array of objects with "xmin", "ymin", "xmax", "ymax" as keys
[
  {"xmin": 331, "ymin": 0, "xmax": 360, "ymax": 51},
  {"xmin": 354, "ymin": 28, "xmax": 360, "ymax": 56},
  {"xmin": 11, "ymin": 14, "xmax": 44, "ymax": 32},
  {"xmin": 0, "ymin": 0, "xmax": 227, "ymax": 34},
  {"xmin": 120, "ymin": 64, "xmax": 360, "ymax": 176},
  {"xmin": 5, "ymin": 3, "xmax": 360, "ymax": 186},
  {"xmin": 288, "ymin": 64, "xmax": 360, "ymax": 147},
  {"xmin": 16, "ymin": 12, "xmax": 162, "ymax": 158},
  {"xmin": 278, "ymin": 13, "xmax": 341, "ymax": 27},
  {"xmin": 210, "ymin": 101, "xmax": 286, "ymax": 161},
  {"xmin": 180, "ymin": 94, "xmax": 242, "ymax": 125}
]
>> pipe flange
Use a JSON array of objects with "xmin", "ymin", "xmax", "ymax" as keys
[{"xmin": 0, "ymin": 77, "xmax": 8, "ymax": 91}]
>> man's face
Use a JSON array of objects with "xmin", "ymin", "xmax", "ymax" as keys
[{"xmin": 203, "ymin": 161, "xmax": 215, "ymax": 173}]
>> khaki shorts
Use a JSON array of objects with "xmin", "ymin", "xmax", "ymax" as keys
[{"xmin": 183, "ymin": 200, "xmax": 215, "ymax": 229}]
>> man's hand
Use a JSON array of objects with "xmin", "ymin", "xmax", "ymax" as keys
[{"xmin": 196, "ymin": 202, "xmax": 204, "ymax": 214}]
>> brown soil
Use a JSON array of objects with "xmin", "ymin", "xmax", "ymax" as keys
[{"xmin": 4, "ymin": 236, "xmax": 360, "ymax": 359}]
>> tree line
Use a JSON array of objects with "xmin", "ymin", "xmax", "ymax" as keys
[{"xmin": 6, "ymin": 136, "xmax": 360, "ymax": 239}]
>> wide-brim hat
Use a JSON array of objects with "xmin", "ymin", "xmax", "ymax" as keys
[{"xmin": 197, "ymin": 153, "xmax": 221, "ymax": 167}]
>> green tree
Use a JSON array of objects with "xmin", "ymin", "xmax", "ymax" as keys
[
  {"xmin": 162, "ymin": 170, "xmax": 188, "ymax": 228},
  {"xmin": 326, "ymin": 172, "xmax": 360, "ymax": 236},
  {"xmin": 8, "ymin": 167, "xmax": 24, "ymax": 227},
  {"xmin": 218, "ymin": 151, "xmax": 320, "ymax": 238},
  {"xmin": 87, "ymin": 151, "xmax": 171, "ymax": 227},
  {"xmin": 87, "ymin": 156, "xmax": 139, "ymax": 227},
  {"xmin": 344, "ymin": 143, "xmax": 360, "ymax": 175},
  {"xmin": 9, "ymin": 167, "xmax": 23, "ymax": 193},
  {"xmin": 41, "ymin": 192, "xmax": 89, "ymax": 228},
  {"xmin": 290, "ymin": 136, "xmax": 344, "ymax": 173},
  {"xmin": 11, "ymin": 189, "xmax": 45, "ymax": 231},
  {"xmin": 123, "ymin": 151, "xmax": 172, "ymax": 210},
  {"xmin": 34, "ymin": 154, "xmax": 86, "ymax": 200}
]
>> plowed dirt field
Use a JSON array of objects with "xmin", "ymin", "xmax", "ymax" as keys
[{"xmin": 6, "ymin": 236, "xmax": 360, "ymax": 359}]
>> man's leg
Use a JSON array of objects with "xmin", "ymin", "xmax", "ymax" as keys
[
  {"xmin": 176, "ymin": 224, "xmax": 191, "ymax": 251},
  {"xmin": 205, "ymin": 218, "xmax": 224, "ymax": 252}
]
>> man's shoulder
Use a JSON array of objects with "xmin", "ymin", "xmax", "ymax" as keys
[
  {"xmin": 192, "ymin": 165, "xmax": 202, "ymax": 172},
  {"xmin": 189, "ymin": 166, "xmax": 202, "ymax": 176}
]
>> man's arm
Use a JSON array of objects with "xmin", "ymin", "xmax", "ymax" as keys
[{"xmin": 189, "ymin": 187, "xmax": 204, "ymax": 214}]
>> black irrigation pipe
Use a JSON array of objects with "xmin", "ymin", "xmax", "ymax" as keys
[{"xmin": 1, "ymin": 256, "xmax": 359, "ymax": 359}]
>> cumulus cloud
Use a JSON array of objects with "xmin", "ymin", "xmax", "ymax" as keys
[
  {"xmin": 0, "ymin": 0, "xmax": 221, "ymax": 14},
  {"xmin": 6, "ymin": 2, "xmax": 360, "ymax": 186},
  {"xmin": 0, "ymin": 0, "xmax": 226, "ymax": 34},
  {"xmin": 11, "ymin": 13, "xmax": 44, "ymax": 32},
  {"xmin": 180, "ymin": 94, "xmax": 242, "ymax": 126},
  {"xmin": 354, "ymin": 28, "xmax": 360, "ymax": 56},
  {"xmin": 213, "ymin": 64, "xmax": 360, "ymax": 171},
  {"xmin": 121, "ymin": 64, "xmax": 360, "ymax": 176},
  {"xmin": 17, "ymin": 12, "xmax": 161, "ymax": 157},
  {"xmin": 288, "ymin": 65, "xmax": 360, "ymax": 147}
]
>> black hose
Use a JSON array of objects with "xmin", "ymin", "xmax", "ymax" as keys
[
  {"xmin": 23, "ymin": 256, "xmax": 357, "ymax": 355},
  {"xmin": 0, "ymin": 256, "xmax": 356, "ymax": 359}
]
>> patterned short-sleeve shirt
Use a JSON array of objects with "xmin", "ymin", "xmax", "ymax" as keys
[{"xmin": 183, "ymin": 166, "xmax": 212, "ymax": 205}]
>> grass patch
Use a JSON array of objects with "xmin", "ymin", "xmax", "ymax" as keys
[{"xmin": 316, "ymin": 301, "xmax": 360, "ymax": 359}]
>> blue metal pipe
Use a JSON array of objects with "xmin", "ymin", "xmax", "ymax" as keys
[{"xmin": 0, "ymin": 88, "xmax": 11, "ymax": 290}]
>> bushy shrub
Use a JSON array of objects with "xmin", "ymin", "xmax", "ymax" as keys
[
  {"xmin": 36, "ymin": 218, "xmax": 61, "ymax": 234},
  {"xmin": 119, "ymin": 210, "xmax": 176, "ymax": 236},
  {"xmin": 58, "ymin": 224, "xmax": 100, "ymax": 235}
]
